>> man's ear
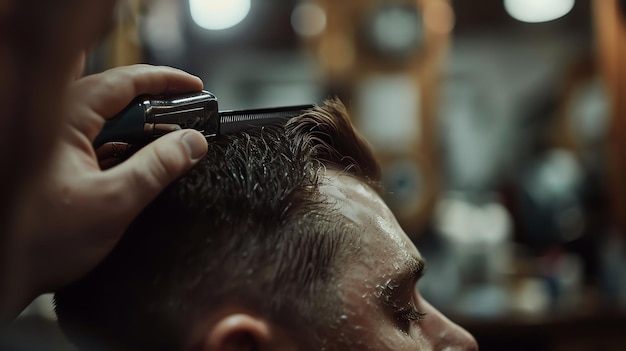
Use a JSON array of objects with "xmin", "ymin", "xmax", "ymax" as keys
[{"xmin": 201, "ymin": 313, "xmax": 272, "ymax": 351}]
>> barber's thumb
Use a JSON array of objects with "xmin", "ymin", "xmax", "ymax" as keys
[{"xmin": 109, "ymin": 129, "xmax": 208, "ymax": 210}]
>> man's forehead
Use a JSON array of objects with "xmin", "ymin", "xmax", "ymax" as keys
[
  {"xmin": 318, "ymin": 170, "xmax": 419, "ymax": 258},
  {"xmin": 318, "ymin": 170, "xmax": 389, "ymax": 225},
  {"xmin": 319, "ymin": 170, "xmax": 427, "ymax": 327}
]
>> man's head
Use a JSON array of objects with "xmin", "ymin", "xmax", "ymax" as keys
[{"xmin": 54, "ymin": 99, "xmax": 476, "ymax": 351}]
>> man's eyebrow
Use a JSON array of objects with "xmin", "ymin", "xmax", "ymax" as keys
[{"xmin": 375, "ymin": 256, "xmax": 426, "ymax": 307}]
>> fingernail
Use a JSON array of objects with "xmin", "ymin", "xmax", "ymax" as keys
[{"xmin": 182, "ymin": 132, "xmax": 208, "ymax": 160}]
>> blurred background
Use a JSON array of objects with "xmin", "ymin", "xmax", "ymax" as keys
[{"xmin": 9, "ymin": 0, "xmax": 626, "ymax": 350}]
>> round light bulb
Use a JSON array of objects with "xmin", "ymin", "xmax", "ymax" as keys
[
  {"xmin": 504, "ymin": 0, "xmax": 575, "ymax": 23},
  {"xmin": 189, "ymin": 0, "xmax": 251, "ymax": 30}
]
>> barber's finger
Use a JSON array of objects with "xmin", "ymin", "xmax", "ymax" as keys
[
  {"xmin": 98, "ymin": 158, "xmax": 120, "ymax": 171},
  {"xmin": 95, "ymin": 142, "xmax": 132, "ymax": 160},
  {"xmin": 96, "ymin": 142, "xmax": 133, "ymax": 170},
  {"xmin": 73, "ymin": 64, "xmax": 203, "ymax": 119},
  {"xmin": 103, "ymin": 129, "xmax": 208, "ymax": 219}
]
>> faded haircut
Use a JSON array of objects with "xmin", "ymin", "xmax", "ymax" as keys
[{"xmin": 54, "ymin": 99, "xmax": 381, "ymax": 351}]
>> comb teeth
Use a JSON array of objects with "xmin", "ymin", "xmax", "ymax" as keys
[
  {"xmin": 220, "ymin": 110, "xmax": 303, "ymax": 123},
  {"xmin": 218, "ymin": 104, "xmax": 314, "ymax": 136}
]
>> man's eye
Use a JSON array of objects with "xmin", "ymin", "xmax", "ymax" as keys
[
  {"xmin": 395, "ymin": 282, "xmax": 428, "ymax": 330},
  {"xmin": 398, "ymin": 305, "xmax": 427, "ymax": 323},
  {"xmin": 395, "ymin": 304, "xmax": 427, "ymax": 331}
]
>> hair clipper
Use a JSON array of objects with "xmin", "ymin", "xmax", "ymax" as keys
[{"xmin": 93, "ymin": 90, "xmax": 314, "ymax": 149}]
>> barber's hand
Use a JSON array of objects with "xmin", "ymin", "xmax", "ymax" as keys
[{"xmin": 8, "ymin": 65, "xmax": 208, "ymax": 315}]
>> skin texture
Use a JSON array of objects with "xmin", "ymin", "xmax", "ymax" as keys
[
  {"xmin": 319, "ymin": 170, "xmax": 478, "ymax": 351},
  {"xmin": 2, "ymin": 64, "xmax": 208, "ymax": 319},
  {"xmin": 0, "ymin": 0, "xmax": 119, "ymax": 232},
  {"xmin": 0, "ymin": 0, "xmax": 210, "ymax": 320},
  {"xmin": 188, "ymin": 169, "xmax": 476, "ymax": 351}
]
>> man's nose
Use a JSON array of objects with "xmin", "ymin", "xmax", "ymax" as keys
[{"xmin": 421, "ymin": 300, "xmax": 479, "ymax": 351}]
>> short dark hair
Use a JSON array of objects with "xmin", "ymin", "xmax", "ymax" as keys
[{"xmin": 54, "ymin": 99, "xmax": 381, "ymax": 351}]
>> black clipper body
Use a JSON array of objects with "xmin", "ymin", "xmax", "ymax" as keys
[{"xmin": 93, "ymin": 90, "xmax": 313, "ymax": 148}]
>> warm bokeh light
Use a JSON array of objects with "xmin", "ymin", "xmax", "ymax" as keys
[
  {"xmin": 424, "ymin": 0, "xmax": 455, "ymax": 34},
  {"xmin": 317, "ymin": 34, "xmax": 355, "ymax": 74},
  {"xmin": 189, "ymin": 0, "xmax": 251, "ymax": 30},
  {"xmin": 504, "ymin": 0, "xmax": 575, "ymax": 23},
  {"xmin": 291, "ymin": 3, "xmax": 327, "ymax": 37}
]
